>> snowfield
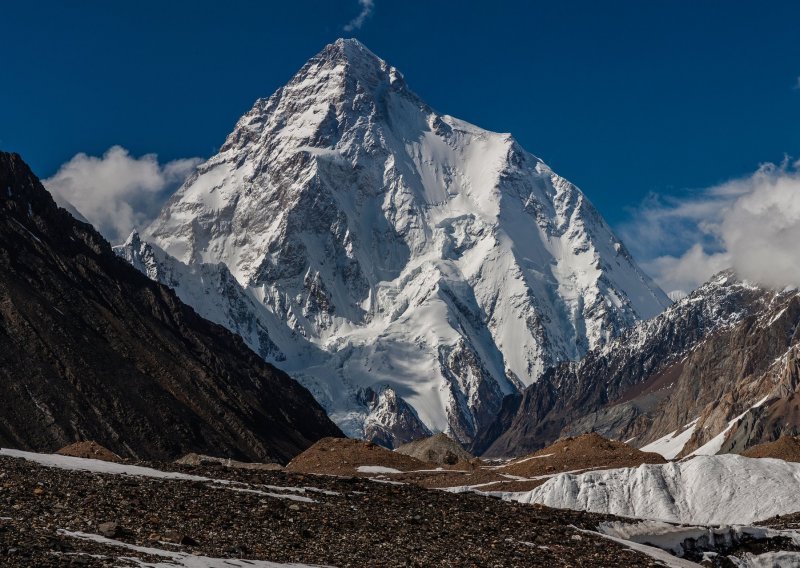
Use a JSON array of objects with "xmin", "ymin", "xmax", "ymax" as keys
[
  {"xmin": 0, "ymin": 448, "xmax": 207, "ymax": 481},
  {"xmin": 507, "ymin": 454, "xmax": 800, "ymax": 525}
]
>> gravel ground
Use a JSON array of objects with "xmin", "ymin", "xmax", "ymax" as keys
[
  {"xmin": 0, "ymin": 453, "xmax": 670, "ymax": 568},
  {"xmin": 758, "ymin": 511, "xmax": 800, "ymax": 531}
]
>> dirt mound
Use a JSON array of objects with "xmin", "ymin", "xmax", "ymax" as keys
[
  {"xmin": 499, "ymin": 432, "xmax": 666, "ymax": 477},
  {"xmin": 56, "ymin": 441, "xmax": 121, "ymax": 462},
  {"xmin": 175, "ymin": 453, "xmax": 282, "ymax": 470},
  {"xmin": 395, "ymin": 433, "xmax": 474, "ymax": 465},
  {"xmin": 743, "ymin": 436, "xmax": 800, "ymax": 462},
  {"xmin": 286, "ymin": 437, "xmax": 429, "ymax": 476}
]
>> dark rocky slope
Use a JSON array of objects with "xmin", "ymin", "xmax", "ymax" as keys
[{"xmin": 0, "ymin": 152, "xmax": 342, "ymax": 463}]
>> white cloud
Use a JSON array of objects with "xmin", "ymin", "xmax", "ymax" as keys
[
  {"xmin": 641, "ymin": 245, "xmax": 731, "ymax": 296},
  {"xmin": 343, "ymin": 0, "xmax": 374, "ymax": 32},
  {"xmin": 621, "ymin": 159, "xmax": 800, "ymax": 294},
  {"xmin": 44, "ymin": 146, "xmax": 201, "ymax": 244}
]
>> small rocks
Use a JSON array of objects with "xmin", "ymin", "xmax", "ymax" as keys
[
  {"xmin": 97, "ymin": 522, "xmax": 120, "ymax": 538},
  {"xmin": 179, "ymin": 534, "xmax": 199, "ymax": 547},
  {"xmin": 0, "ymin": 453, "xmax": 664, "ymax": 567}
]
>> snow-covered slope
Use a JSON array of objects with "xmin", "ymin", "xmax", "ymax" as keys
[
  {"xmin": 512, "ymin": 455, "xmax": 800, "ymax": 525},
  {"xmin": 116, "ymin": 230, "xmax": 287, "ymax": 362},
  {"xmin": 122, "ymin": 38, "xmax": 669, "ymax": 446}
]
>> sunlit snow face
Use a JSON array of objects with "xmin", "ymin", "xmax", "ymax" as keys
[{"xmin": 116, "ymin": 39, "xmax": 669, "ymax": 448}]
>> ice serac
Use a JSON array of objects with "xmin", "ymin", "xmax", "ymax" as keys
[{"xmin": 138, "ymin": 38, "xmax": 670, "ymax": 447}]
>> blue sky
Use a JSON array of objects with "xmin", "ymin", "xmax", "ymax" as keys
[{"xmin": 3, "ymin": 1, "xmax": 800, "ymax": 290}]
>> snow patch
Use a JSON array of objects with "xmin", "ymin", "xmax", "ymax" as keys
[
  {"xmin": 59, "ymin": 530, "xmax": 329, "ymax": 567},
  {"xmin": 689, "ymin": 395, "xmax": 770, "ymax": 457},
  {"xmin": 356, "ymin": 465, "xmax": 402, "ymax": 474},
  {"xmin": 641, "ymin": 419, "xmax": 699, "ymax": 459},
  {"xmin": 0, "ymin": 449, "xmax": 326, "ymax": 503}
]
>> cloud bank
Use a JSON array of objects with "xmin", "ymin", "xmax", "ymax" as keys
[
  {"xmin": 621, "ymin": 159, "xmax": 800, "ymax": 294},
  {"xmin": 44, "ymin": 146, "xmax": 200, "ymax": 244},
  {"xmin": 344, "ymin": 0, "xmax": 374, "ymax": 32}
]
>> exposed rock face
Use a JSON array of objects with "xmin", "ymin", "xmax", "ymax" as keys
[
  {"xmin": 395, "ymin": 433, "xmax": 474, "ymax": 465},
  {"xmin": 642, "ymin": 292, "xmax": 800, "ymax": 458},
  {"xmin": 481, "ymin": 272, "xmax": 784, "ymax": 457},
  {"xmin": 359, "ymin": 387, "xmax": 431, "ymax": 449},
  {"xmin": 118, "ymin": 38, "xmax": 669, "ymax": 448},
  {"xmin": 0, "ymin": 152, "xmax": 342, "ymax": 463}
]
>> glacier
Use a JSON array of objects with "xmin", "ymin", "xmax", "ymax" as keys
[{"xmin": 510, "ymin": 454, "xmax": 800, "ymax": 525}]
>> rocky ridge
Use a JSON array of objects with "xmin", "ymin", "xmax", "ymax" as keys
[
  {"xmin": 56, "ymin": 442, "xmax": 121, "ymax": 463},
  {"xmin": 0, "ymin": 151, "xmax": 342, "ymax": 463},
  {"xmin": 480, "ymin": 271, "xmax": 795, "ymax": 457},
  {"xmin": 499, "ymin": 433, "xmax": 665, "ymax": 478}
]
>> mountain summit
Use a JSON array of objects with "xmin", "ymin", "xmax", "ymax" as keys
[{"xmin": 125, "ymin": 39, "xmax": 670, "ymax": 447}]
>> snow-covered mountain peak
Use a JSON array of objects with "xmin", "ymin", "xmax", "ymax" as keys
[
  {"xmin": 123, "ymin": 228, "xmax": 141, "ymax": 248},
  {"xmin": 134, "ymin": 40, "xmax": 670, "ymax": 447}
]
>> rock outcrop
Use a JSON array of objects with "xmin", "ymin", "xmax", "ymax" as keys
[
  {"xmin": 498, "ymin": 433, "xmax": 665, "ymax": 478},
  {"xmin": 285, "ymin": 437, "xmax": 428, "ymax": 476}
]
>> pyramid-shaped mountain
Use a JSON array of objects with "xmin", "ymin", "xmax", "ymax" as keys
[{"xmin": 120, "ymin": 39, "xmax": 670, "ymax": 448}]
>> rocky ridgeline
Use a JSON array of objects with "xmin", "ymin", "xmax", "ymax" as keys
[
  {"xmin": 395, "ymin": 432, "xmax": 475, "ymax": 465},
  {"xmin": 482, "ymin": 272, "xmax": 800, "ymax": 459},
  {"xmin": 283, "ymin": 433, "xmax": 665, "ymax": 494},
  {"xmin": 0, "ymin": 151, "xmax": 342, "ymax": 463}
]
